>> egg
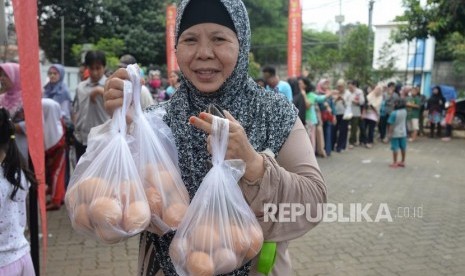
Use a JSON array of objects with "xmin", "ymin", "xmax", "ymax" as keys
[
  {"xmin": 119, "ymin": 180, "xmax": 138, "ymax": 204},
  {"xmin": 186, "ymin": 251, "xmax": 214, "ymax": 276},
  {"xmin": 94, "ymin": 225, "xmax": 123, "ymax": 244},
  {"xmin": 65, "ymin": 188, "xmax": 78, "ymax": 209},
  {"xmin": 169, "ymin": 237, "xmax": 190, "ymax": 265},
  {"xmin": 230, "ymin": 225, "xmax": 248, "ymax": 256},
  {"xmin": 144, "ymin": 164, "xmax": 177, "ymax": 192},
  {"xmin": 146, "ymin": 187, "xmax": 163, "ymax": 217},
  {"xmin": 122, "ymin": 201, "xmax": 150, "ymax": 233},
  {"xmin": 73, "ymin": 204, "xmax": 92, "ymax": 231},
  {"xmin": 213, "ymin": 248, "xmax": 238, "ymax": 275},
  {"xmin": 89, "ymin": 197, "xmax": 123, "ymax": 227},
  {"xmin": 163, "ymin": 203, "xmax": 187, "ymax": 228},
  {"xmin": 191, "ymin": 225, "xmax": 220, "ymax": 252},
  {"xmin": 143, "ymin": 163, "xmax": 159, "ymax": 187},
  {"xmin": 245, "ymin": 225, "xmax": 264, "ymax": 260},
  {"xmin": 78, "ymin": 177, "xmax": 110, "ymax": 203}
]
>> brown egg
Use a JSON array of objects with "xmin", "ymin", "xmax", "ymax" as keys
[
  {"xmin": 73, "ymin": 204, "xmax": 92, "ymax": 231},
  {"xmin": 78, "ymin": 177, "xmax": 110, "ymax": 203},
  {"xmin": 163, "ymin": 203, "xmax": 187, "ymax": 228},
  {"xmin": 65, "ymin": 188, "xmax": 77, "ymax": 209},
  {"xmin": 245, "ymin": 225, "xmax": 264, "ymax": 260},
  {"xmin": 230, "ymin": 225, "xmax": 248, "ymax": 256},
  {"xmin": 143, "ymin": 164, "xmax": 159, "ymax": 187},
  {"xmin": 169, "ymin": 237, "xmax": 190, "ymax": 265},
  {"xmin": 146, "ymin": 187, "xmax": 163, "ymax": 217},
  {"xmin": 122, "ymin": 201, "xmax": 150, "ymax": 233},
  {"xmin": 191, "ymin": 225, "xmax": 220, "ymax": 252},
  {"xmin": 119, "ymin": 180, "xmax": 138, "ymax": 204},
  {"xmin": 186, "ymin": 251, "xmax": 214, "ymax": 276},
  {"xmin": 89, "ymin": 197, "xmax": 123, "ymax": 227},
  {"xmin": 213, "ymin": 248, "xmax": 238, "ymax": 275},
  {"xmin": 159, "ymin": 170, "xmax": 177, "ymax": 194},
  {"xmin": 94, "ymin": 225, "xmax": 123, "ymax": 244}
]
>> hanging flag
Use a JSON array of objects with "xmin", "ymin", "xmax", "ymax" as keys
[
  {"xmin": 287, "ymin": 0, "xmax": 302, "ymax": 78},
  {"xmin": 12, "ymin": 0, "xmax": 47, "ymax": 273},
  {"xmin": 166, "ymin": 4, "xmax": 179, "ymax": 74}
]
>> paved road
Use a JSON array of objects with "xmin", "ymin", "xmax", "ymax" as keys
[{"xmin": 43, "ymin": 137, "xmax": 465, "ymax": 275}]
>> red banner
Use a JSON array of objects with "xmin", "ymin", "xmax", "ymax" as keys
[
  {"xmin": 166, "ymin": 4, "xmax": 179, "ymax": 74},
  {"xmin": 287, "ymin": 0, "xmax": 302, "ymax": 78},
  {"xmin": 12, "ymin": 0, "xmax": 47, "ymax": 270}
]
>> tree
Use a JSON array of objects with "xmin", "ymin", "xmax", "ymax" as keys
[
  {"xmin": 301, "ymin": 30, "xmax": 340, "ymax": 80},
  {"xmin": 248, "ymin": 52, "xmax": 261, "ymax": 79},
  {"xmin": 395, "ymin": 0, "xmax": 465, "ymax": 42},
  {"xmin": 395, "ymin": 0, "xmax": 465, "ymax": 74},
  {"xmin": 243, "ymin": 0, "xmax": 289, "ymax": 65},
  {"xmin": 37, "ymin": 0, "xmax": 167, "ymax": 66},
  {"xmin": 373, "ymin": 41, "xmax": 396, "ymax": 82},
  {"xmin": 341, "ymin": 24, "xmax": 373, "ymax": 86}
]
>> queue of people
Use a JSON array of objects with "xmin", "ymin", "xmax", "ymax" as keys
[{"xmin": 255, "ymin": 71, "xmax": 457, "ymax": 162}]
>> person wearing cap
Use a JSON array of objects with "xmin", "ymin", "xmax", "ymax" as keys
[
  {"xmin": 118, "ymin": 54, "xmax": 154, "ymax": 109},
  {"xmin": 104, "ymin": 0, "xmax": 327, "ymax": 275}
]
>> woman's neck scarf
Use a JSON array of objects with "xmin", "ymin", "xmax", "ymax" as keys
[
  {"xmin": 0, "ymin": 63, "xmax": 22, "ymax": 116},
  {"xmin": 43, "ymin": 64, "xmax": 71, "ymax": 104},
  {"xmin": 142, "ymin": 0, "xmax": 297, "ymax": 275}
]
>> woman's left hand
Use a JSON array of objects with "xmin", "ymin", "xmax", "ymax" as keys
[{"xmin": 189, "ymin": 110, "xmax": 265, "ymax": 181}]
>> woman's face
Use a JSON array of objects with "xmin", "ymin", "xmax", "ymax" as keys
[
  {"xmin": 433, "ymin": 88, "xmax": 438, "ymax": 95},
  {"xmin": 0, "ymin": 68, "xmax": 13, "ymax": 94},
  {"xmin": 176, "ymin": 23, "xmax": 239, "ymax": 93},
  {"xmin": 169, "ymin": 72, "xmax": 179, "ymax": 86},
  {"xmin": 48, "ymin": 67, "xmax": 60, "ymax": 84}
]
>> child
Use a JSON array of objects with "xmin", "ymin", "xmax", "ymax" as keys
[
  {"xmin": 73, "ymin": 51, "xmax": 110, "ymax": 162},
  {"xmin": 0, "ymin": 108, "xmax": 37, "ymax": 275},
  {"xmin": 43, "ymin": 99, "xmax": 67, "ymax": 211},
  {"xmin": 387, "ymin": 99, "xmax": 408, "ymax": 168}
]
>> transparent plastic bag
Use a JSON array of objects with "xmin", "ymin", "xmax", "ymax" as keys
[
  {"xmin": 126, "ymin": 64, "xmax": 190, "ymax": 235},
  {"xmin": 65, "ymin": 78, "xmax": 150, "ymax": 244},
  {"xmin": 170, "ymin": 116, "xmax": 264, "ymax": 276}
]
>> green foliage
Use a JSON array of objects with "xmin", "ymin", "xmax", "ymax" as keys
[
  {"xmin": 446, "ymin": 32, "xmax": 465, "ymax": 74},
  {"xmin": 248, "ymin": 52, "xmax": 261, "ymax": 79},
  {"xmin": 243, "ymin": 0, "xmax": 289, "ymax": 65},
  {"xmin": 301, "ymin": 30, "xmax": 340, "ymax": 80},
  {"xmin": 341, "ymin": 24, "xmax": 373, "ymax": 85},
  {"xmin": 70, "ymin": 37, "xmax": 125, "ymax": 71},
  {"xmin": 37, "ymin": 0, "xmax": 167, "ymax": 66},
  {"xmin": 395, "ymin": 0, "xmax": 465, "ymax": 42},
  {"xmin": 373, "ymin": 41, "xmax": 396, "ymax": 82}
]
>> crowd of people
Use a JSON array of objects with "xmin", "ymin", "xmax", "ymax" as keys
[{"xmin": 254, "ymin": 66, "xmax": 457, "ymax": 166}]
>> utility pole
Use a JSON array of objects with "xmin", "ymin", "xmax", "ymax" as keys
[
  {"xmin": 367, "ymin": 0, "xmax": 375, "ymax": 67},
  {"xmin": 335, "ymin": 0, "xmax": 344, "ymax": 74}
]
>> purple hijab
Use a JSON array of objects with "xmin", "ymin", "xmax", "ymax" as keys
[{"xmin": 0, "ymin": 63, "xmax": 22, "ymax": 116}]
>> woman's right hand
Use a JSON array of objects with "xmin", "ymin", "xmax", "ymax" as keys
[{"xmin": 103, "ymin": 69, "xmax": 130, "ymax": 115}]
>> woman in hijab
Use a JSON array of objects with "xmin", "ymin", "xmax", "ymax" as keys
[
  {"xmin": 43, "ymin": 64, "xmax": 72, "ymax": 124},
  {"xmin": 427, "ymin": 86, "xmax": 445, "ymax": 138},
  {"xmin": 362, "ymin": 84, "xmax": 383, "ymax": 148},
  {"xmin": 104, "ymin": 0, "xmax": 327, "ymax": 275},
  {"xmin": 0, "ymin": 63, "xmax": 28, "ymax": 160}
]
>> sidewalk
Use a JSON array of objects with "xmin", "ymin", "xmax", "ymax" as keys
[{"xmin": 43, "ymin": 137, "xmax": 465, "ymax": 275}]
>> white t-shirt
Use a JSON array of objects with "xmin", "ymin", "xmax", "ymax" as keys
[{"xmin": 0, "ymin": 167, "xmax": 30, "ymax": 267}]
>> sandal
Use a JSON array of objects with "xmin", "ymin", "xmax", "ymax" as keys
[{"xmin": 389, "ymin": 163, "xmax": 399, "ymax": 168}]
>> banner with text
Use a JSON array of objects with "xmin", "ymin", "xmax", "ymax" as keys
[{"xmin": 287, "ymin": 0, "xmax": 302, "ymax": 78}]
